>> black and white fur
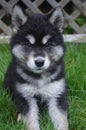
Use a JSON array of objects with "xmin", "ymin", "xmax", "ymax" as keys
[{"xmin": 4, "ymin": 5, "xmax": 68, "ymax": 130}]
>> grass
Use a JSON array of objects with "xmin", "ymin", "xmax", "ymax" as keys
[{"xmin": 0, "ymin": 43, "xmax": 86, "ymax": 130}]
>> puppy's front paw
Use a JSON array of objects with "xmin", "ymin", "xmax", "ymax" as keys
[{"xmin": 17, "ymin": 113, "xmax": 22, "ymax": 122}]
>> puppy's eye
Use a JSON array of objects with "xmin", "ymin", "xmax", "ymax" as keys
[
  {"xmin": 45, "ymin": 42, "xmax": 50, "ymax": 46},
  {"xmin": 23, "ymin": 42, "xmax": 31, "ymax": 51},
  {"xmin": 25, "ymin": 41, "xmax": 31, "ymax": 47},
  {"xmin": 44, "ymin": 42, "xmax": 52, "ymax": 47}
]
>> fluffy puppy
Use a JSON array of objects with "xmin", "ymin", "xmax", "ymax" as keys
[{"xmin": 4, "ymin": 5, "xmax": 68, "ymax": 130}]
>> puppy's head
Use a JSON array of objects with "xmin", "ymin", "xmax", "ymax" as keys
[{"xmin": 11, "ymin": 5, "xmax": 64, "ymax": 73}]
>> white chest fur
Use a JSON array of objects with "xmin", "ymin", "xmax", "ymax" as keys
[{"xmin": 16, "ymin": 78, "xmax": 65, "ymax": 99}]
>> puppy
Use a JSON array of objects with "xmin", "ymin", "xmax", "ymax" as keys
[{"xmin": 4, "ymin": 5, "xmax": 68, "ymax": 130}]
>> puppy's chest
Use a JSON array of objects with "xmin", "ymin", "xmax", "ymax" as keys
[{"xmin": 16, "ymin": 78, "xmax": 65, "ymax": 99}]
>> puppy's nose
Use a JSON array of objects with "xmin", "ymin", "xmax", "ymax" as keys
[{"xmin": 35, "ymin": 58, "xmax": 44, "ymax": 67}]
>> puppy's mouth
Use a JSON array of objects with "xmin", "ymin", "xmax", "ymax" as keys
[
  {"xmin": 26, "ymin": 56, "xmax": 50, "ymax": 73},
  {"xmin": 26, "ymin": 63, "xmax": 50, "ymax": 74},
  {"xmin": 32, "ymin": 69, "xmax": 44, "ymax": 73},
  {"xmin": 31, "ymin": 67, "xmax": 48, "ymax": 73}
]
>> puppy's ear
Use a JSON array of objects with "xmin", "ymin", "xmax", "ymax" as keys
[
  {"xmin": 12, "ymin": 5, "xmax": 27, "ymax": 32},
  {"xmin": 47, "ymin": 6, "xmax": 64, "ymax": 33}
]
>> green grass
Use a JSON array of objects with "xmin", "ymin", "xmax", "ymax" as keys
[{"xmin": 0, "ymin": 43, "xmax": 86, "ymax": 130}]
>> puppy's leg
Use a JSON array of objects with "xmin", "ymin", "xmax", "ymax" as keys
[
  {"xmin": 22, "ymin": 98, "xmax": 40, "ymax": 130},
  {"xmin": 48, "ymin": 98, "xmax": 68, "ymax": 130}
]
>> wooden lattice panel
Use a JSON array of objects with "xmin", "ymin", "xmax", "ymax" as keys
[{"xmin": 0, "ymin": 0, "xmax": 86, "ymax": 35}]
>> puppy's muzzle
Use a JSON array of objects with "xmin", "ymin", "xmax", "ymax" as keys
[{"xmin": 35, "ymin": 57, "xmax": 45, "ymax": 68}]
